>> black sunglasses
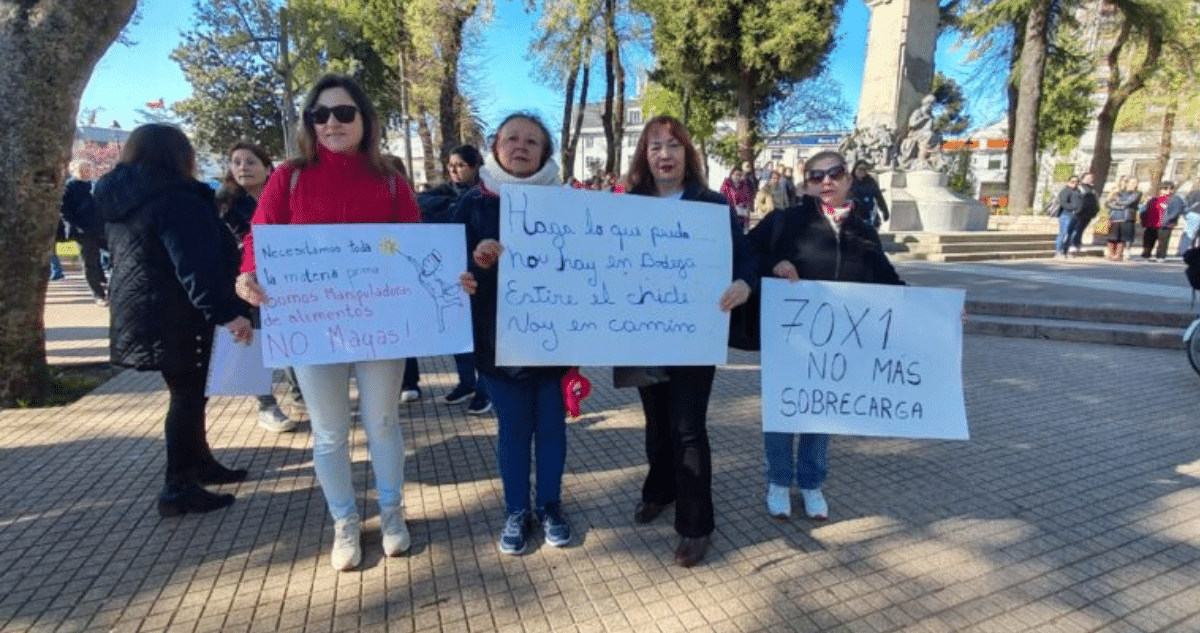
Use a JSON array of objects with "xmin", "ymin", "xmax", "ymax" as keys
[
  {"xmin": 806, "ymin": 164, "xmax": 848, "ymax": 184},
  {"xmin": 307, "ymin": 104, "xmax": 358, "ymax": 125}
]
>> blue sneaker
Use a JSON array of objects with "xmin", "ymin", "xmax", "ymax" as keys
[
  {"xmin": 498, "ymin": 510, "xmax": 531, "ymax": 555},
  {"xmin": 538, "ymin": 503, "xmax": 571, "ymax": 547}
]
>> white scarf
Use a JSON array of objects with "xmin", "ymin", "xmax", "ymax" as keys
[{"xmin": 478, "ymin": 153, "xmax": 561, "ymax": 193}]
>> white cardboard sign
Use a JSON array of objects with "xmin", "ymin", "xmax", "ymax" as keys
[
  {"xmin": 495, "ymin": 185, "xmax": 732, "ymax": 366},
  {"xmin": 253, "ymin": 223, "xmax": 472, "ymax": 367},
  {"xmin": 760, "ymin": 278, "xmax": 969, "ymax": 440}
]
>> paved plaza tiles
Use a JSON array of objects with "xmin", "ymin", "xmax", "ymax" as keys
[{"xmin": 5, "ymin": 267, "xmax": 1200, "ymax": 632}]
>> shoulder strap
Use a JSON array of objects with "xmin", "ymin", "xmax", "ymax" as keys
[{"xmin": 289, "ymin": 168, "xmax": 300, "ymax": 193}]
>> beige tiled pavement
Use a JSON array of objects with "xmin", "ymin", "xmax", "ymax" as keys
[{"xmin": 6, "ymin": 269, "xmax": 1200, "ymax": 632}]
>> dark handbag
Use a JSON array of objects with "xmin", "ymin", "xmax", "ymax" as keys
[
  {"xmin": 728, "ymin": 203, "xmax": 796, "ymax": 351},
  {"xmin": 728, "ymin": 293, "xmax": 762, "ymax": 351}
]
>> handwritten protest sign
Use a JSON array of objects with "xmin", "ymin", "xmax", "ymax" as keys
[
  {"xmin": 496, "ymin": 185, "xmax": 732, "ymax": 366},
  {"xmin": 760, "ymin": 278, "xmax": 968, "ymax": 440},
  {"xmin": 254, "ymin": 224, "xmax": 472, "ymax": 367}
]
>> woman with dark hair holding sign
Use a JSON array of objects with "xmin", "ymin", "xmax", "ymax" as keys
[
  {"xmin": 235, "ymin": 74, "xmax": 421, "ymax": 571},
  {"xmin": 456, "ymin": 112, "xmax": 573, "ymax": 557},
  {"xmin": 748, "ymin": 150, "xmax": 903, "ymax": 523},
  {"xmin": 619, "ymin": 115, "xmax": 757, "ymax": 568}
]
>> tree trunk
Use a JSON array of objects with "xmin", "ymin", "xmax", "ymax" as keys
[
  {"xmin": 436, "ymin": 10, "xmax": 470, "ymax": 176},
  {"xmin": 600, "ymin": 0, "xmax": 617, "ymax": 176},
  {"xmin": 415, "ymin": 105, "xmax": 437, "ymax": 184},
  {"xmin": 1149, "ymin": 95, "xmax": 1177, "ymax": 192},
  {"xmin": 1007, "ymin": 0, "xmax": 1051, "ymax": 215},
  {"xmin": 736, "ymin": 69, "xmax": 757, "ymax": 165},
  {"xmin": 1088, "ymin": 17, "xmax": 1164, "ymax": 193},
  {"xmin": 1005, "ymin": 17, "xmax": 1023, "ymax": 191},
  {"xmin": 565, "ymin": 56, "xmax": 591, "ymax": 183},
  {"xmin": 610, "ymin": 2, "xmax": 625, "ymax": 177},
  {"xmin": 0, "ymin": 0, "xmax": 136, "ymax": 407},
  {"xmin": 559, "ymin": 50, "xmax": 579, "ymax": 180}
]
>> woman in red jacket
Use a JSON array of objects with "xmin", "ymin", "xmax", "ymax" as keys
[{"xmin": 236, "ymin": 75, "xmax": 421, "ymax": 572}]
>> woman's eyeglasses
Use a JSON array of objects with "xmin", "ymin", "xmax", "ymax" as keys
[
  {"xmin": 806, "ymin": 164, "xmax": 848, "ymax": 184},
  {"xmin": 307, "ymin": 105, "xmax": 358, "ymax": 125}
]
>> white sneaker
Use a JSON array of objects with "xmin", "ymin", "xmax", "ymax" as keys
[
  {"xmin": 800, "ymin": 488, "xmax": 828, "ymax": 521},
  {"xmin": 331, "ymin": 515, "xmax": 362, "ymax": 571},
  {"xmin": 400, "ymin": 389, "xmax": 420, "ymax": 403},
  {"xmin": 380, "ymin": 506, "xmax": 411, "ymax": 556},
  {"xmin": 257, "ymin": 406, "xmax": 297, "ymax": 433},
  {"xmin": 766, "ymin": 483, "xmax": 791, "ymax": 519}
]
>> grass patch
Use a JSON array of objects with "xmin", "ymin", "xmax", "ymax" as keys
[{"xmin": 44, "ymin": 363, "xmax": 121, "ymax": 407}]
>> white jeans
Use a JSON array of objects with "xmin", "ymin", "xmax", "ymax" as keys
[{"xmin": 293, "ymin": 360, "xmax": 405, "ymax": 521}]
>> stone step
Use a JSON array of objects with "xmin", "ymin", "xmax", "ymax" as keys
[
  {"xmin": 884, "ymin": 231, "xmax": 1055, "ymax": 244},
  {"xmin": 891, "ymin": 250, "xmax": 1089, "ymax": 262},
  {"xmin": 966, "ymin": 300, "xmax": 1196, "ymax": 328},
  {"xmin": 900, "ymin": 241, "xmax": 1056, "ymax": 255},
  {"xmin": 965, "ymin": 314, "xmax": 1187, "ymax": 350}
]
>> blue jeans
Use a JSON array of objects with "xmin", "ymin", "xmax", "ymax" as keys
[
  {"xmin": 764, "ymin": 432, "xmax": 830, "ymax": 490},
  {"xmin": 293, "ymin": 360, "xmax": 406, "ymax": 520},
  {"xmin": 1054, "ymin": 213, "xmax": 1073, "ymax": 253},
  {"xmin": 483, "ymin": 373, "xmax": 566, "ymax": 515},
  {"xmin": 49, "ymin": 253, "xmax": 63, "ymax": 280}
]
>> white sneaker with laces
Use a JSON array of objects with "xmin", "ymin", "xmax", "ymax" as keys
[
  {"xmin": 766, "ymin": 483, "xmax": 791, "ymax": 519},
  {"xmin": 800, "ymin": 488, "xmax": 828, "ymax": 521},
  {"xmin": 257, "ymin": 406, "xmax": 298, "ymax": 433},
  {"xmin": 380, "ymin": 506, "xmax": 411, "ymax": 556},
  {"xmin": 331, "ymin": 515, "xmax": 362, "ymax": 571}
]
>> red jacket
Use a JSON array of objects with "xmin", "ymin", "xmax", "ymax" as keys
[
  {"xmin": 1142, "ymin": 194, "xmax": 1169, "ymax": 229},
  {"xmin": 241, "ymin": 145, "xmax": 420, "ymax": 272}
]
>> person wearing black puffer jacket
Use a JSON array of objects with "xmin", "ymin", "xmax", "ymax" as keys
[
  {"xmin": 749, "ymin": 150, "xmax": 903, "ymax": 526},
  {"xmin": 95, "ymin": 124, "xmax": 253, "ymax": 518},
  {"xmin": 401, "ymin": 144, "xmax": 492, "ymax": 414}
]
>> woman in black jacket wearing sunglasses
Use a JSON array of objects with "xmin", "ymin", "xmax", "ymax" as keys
[{"xmin": 748, "ymin": 150, "xmax": 903, "ymax": 524}]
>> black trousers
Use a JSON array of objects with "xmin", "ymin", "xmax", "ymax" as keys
[
  {"xmin": 637, "ymin": 365, "xmax": 716, "ymax": 538},
  {"xmin": 1142, "ymin": 227, "xmax": 1161, "ymax": 258},
  {"xmin": 160, "ymin": 364, "xmax": 214, "ymax": 485},
  {"xmin": 76, "ymin": 234, "xmax": 107, "ymax": 300}
]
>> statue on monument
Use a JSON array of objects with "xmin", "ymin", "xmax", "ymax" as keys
[
  {"xmin": 896, "ymin": 94, "xmax": 943, "ymax": 171},
  {"xmin": 838, "ymin": 123, "xmax": 897, "ymax": 171}
]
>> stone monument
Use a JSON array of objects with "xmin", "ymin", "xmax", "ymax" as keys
[{"xmin": 854, "ymin": 0, "xmax": 988, "ymax": 232}]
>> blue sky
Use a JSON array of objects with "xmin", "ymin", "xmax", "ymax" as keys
[{"xmin": 80, "ymin": 0, "xmax": 994, "ymax": 137}]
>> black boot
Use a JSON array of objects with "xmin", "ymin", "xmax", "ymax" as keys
[
  {"xmin": 157, "ymin": 480, "xmax": 235, "ymax": 517},
  {"xmin": 195, "ymin": 460, "xmax": 248, "ymax": 485}
]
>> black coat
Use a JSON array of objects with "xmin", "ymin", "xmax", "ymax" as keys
[
  {"xmin": 418, "ymin": 181, "xmax": 473, "ymax": 224},
  {"xmin": 95, "ymin": 164, "xmax": 248, "ymax": 374},
  {"xmin": 218, "ymin": 190, "xmax": 257, "ymax": 241},
  {"xmin": 60, "ymin": 179, "xmax": 102, "ymax": 240},
  {"xmin": 748, "ymin": 196, "xmax": 903, "ymax": 286}
]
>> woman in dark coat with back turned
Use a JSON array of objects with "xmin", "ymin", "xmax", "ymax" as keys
[
  {"xmin": 621, "ymin": 115, "xmax": 758, "ymax": 568},
  {"xmin": 95, "ymin": 123, "xmax": 253, "ymax": 517}
]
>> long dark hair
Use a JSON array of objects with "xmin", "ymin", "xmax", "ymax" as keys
[
  {"xmin": 626, "ymin": 115, "xmax": 706, "ymax": 195},
  {"xmin": 217, "ymin": 141, "xmax": 273, "ymax": 210},
  {"xmin": 119, "ymin": 124, "xmax": 196, "ymax": 180},
  {"xmin": 292, "ymin": 73, "xmax": 392, "ymax": 178}
]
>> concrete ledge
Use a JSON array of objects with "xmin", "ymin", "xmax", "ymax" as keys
[
  {"xmin": 966, "ymin": 300, "xmax": 1195, "ymax": 328},
  {"xmin": 965, "ymin": 314, "xmax": 1186, "ymax": 349}
]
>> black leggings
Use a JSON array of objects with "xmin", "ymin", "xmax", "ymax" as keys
[{"xmin": 160, "ymin": 366, "xmax": 213, "ymax": 484}]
